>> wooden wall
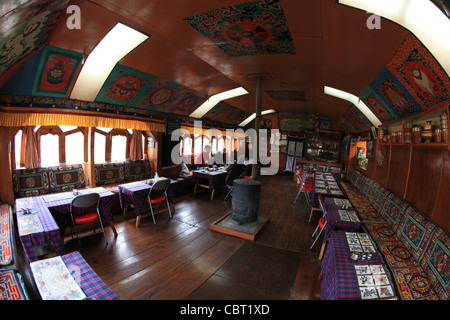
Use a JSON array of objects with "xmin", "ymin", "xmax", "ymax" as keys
[{"xmin": 353, "ymin": 141, "xmax": 450, "ymax": 233}]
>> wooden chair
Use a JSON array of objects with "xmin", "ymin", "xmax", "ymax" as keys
[{"xmin": 70, "ymin": 193, "xmax": 108, "ymax": 250}]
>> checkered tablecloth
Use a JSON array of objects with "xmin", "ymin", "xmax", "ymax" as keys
[
  {"xmin": 16, "ymin": 190, "xmax": 115, "ymax": 262},
  {"xmin": 323, "ymin": 197, "xmax": 362, "ymax": 241},
  {"xmin": 17, "ymin": 196, "xmax": 65, "ymax": 262},
  {"xmin": 321, "ymin": 231, "xmax": 384, "ymax": 300},
  {"xmin": 311, "ymin": 173, "xmax": 346, "ymax": 209},
  {"xmin": 58, "ymin": 251, "xmax": 119, "ymax": 300},
  {"xmin": 118, "ymin": 179, "xmax": 178, "ymax": 216}
]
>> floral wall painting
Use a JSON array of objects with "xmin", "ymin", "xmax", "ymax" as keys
[
  {"xmin": 184, "ymin": 0, "xmax": 296, "ymax": 56},
  {"xmin": 32, "ymin": 46, "xmax": 82, "ymax": 98}
]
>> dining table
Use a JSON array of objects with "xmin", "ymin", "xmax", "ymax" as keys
[
  {"xmin": 30, "ymin": 251, "xmax": 119, "ymax": 300},
  {"xmin": 309, "ymin": 172, "xmax": 346, "ymax": 222},
  {"xmin": 321, "ymin": 231, "xmax": 397, "ymax": 300},
  {"xmin": 192, "ymin": 168, "xmax": 227, "ymax": 200},
  {"xmin": 16, "ymin": 187, "xmax": 116, "ymax": 262},
  {"xmin": 318, "ymin": 197, "xmax": 363, "ymax": 258},
  {"xmin": 117, "ymin": 178, "xmax": 178, "ymax": 227}
]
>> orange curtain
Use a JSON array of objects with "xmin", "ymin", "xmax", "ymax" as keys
[
  {"xmin": 129, "ymin": 129, "xmax": 143, "ymax": 161},
  {"xmin": 22, "ymin": 126, "xmax": 39, "ymax": 169}
]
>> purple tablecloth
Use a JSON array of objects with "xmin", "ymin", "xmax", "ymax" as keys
[
  {"xmin": 311, "ymin": 173, "xmax": 346, "ymax": 209},
  {"xmin": 118, "ymin": 179, "xmax": 178, "ymax": 217},
  {"xmin": 323, "ymin": 197, "xmax": 362, "ymax": 241},
  {"xmin": 192, "ymin": 170, "xmax": 227, "ymax": 190},
  {"xmin": 321, "ymin": 231, "xmax": 388, "ymax": 300},
  {"xmin": 16, "ymin": 189, "xmax": 115, "ymax": 262},
  {"xmin": 61, "ymin": 251, "xmax": 119, "ymax": 300},
  {"xmin": 17, "ymin": 196, "xmax": 65, "ymax": 262}
]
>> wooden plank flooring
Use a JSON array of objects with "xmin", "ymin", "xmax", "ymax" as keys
[{"xmin": 55, "ymin": 174, "xmax": 323, "ymax": 300}]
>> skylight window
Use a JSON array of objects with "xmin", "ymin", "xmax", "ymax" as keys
[
  {"xmin": 189, "ymin": 87, "xmax": 249, "ymax": 119},
  {"xmin": 70, "ymin": 22, "xmax": 149, "ymax": 101},
  {"xmin": 238, "ymin": 109, "xmax": 277, "ymax": 127},
  {"xmin": 339, "ymin": 0, "xmax": 450, "ymax": 76},
  {"xmin": 324, "ymin": 86, "xmax": 382, "ymax": 127}
]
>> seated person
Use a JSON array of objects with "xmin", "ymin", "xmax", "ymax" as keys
[{"xmin": 194, "ymin": 145, "xmax": 211, "ymax": 166}]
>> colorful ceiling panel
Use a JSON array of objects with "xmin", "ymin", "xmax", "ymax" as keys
[
  {"xmin": 360, "ymin": 87, "xmax": 397, "ymax": 124},
  {"xmin": 136, "ymin": 77, "xmax": 207, "ymax": 116},
  {"xmin": 96, "ymin": 64, "xmax": 155, "ymax": 107},
  {"xmin": 371, "ymin": 68, "xmax": 423, "ymax": 119},
  {"xmin": 184, "ymin": 0, "xmax": 296, "ymax": 56},
  {"xmin": 202, "ymin": 101, "xmax": 247, "ymax": 126},
  {"xmin": 0, "ymin": 0, "xmax": 69, "ymax": 77},
  {"xmin": 386, "ymin": 34, "xmax": 450, "ymax": 111},
  {"xmin": 342, "ymin": 106, "xmax": 372, "ymax": 133},
  {"xmin": 32, "ymin": 46, "xmax": 82, "ymax": 98}
]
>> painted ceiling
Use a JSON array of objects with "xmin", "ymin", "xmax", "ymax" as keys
[{"xmin": 0, "ymin": 0, "xmax": 449, "ymax": 133}]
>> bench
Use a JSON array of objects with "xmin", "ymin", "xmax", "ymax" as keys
[
  {"xmin": 339, "ymin": 168, "xmax": 449, "ymax": 300},
  {"xmin": 94, "ymin": 160, "xmax": 152, "ymax": 192},
  {"xmin": 12, "ymin": 164, "xmax": 86, "ymax": 198}
]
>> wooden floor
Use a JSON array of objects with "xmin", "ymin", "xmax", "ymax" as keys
[{"xmin": 27, "ymin": 173, "xmax": 324, "ymax": 300}]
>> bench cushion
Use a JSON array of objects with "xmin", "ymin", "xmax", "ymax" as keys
[
  {"xmin": 48, "ymin": 164, "xmax": 86, "ymax": 192},
  {"xmin": 12, "ymin": 168, "xmax": 50, "ymax": 197}
]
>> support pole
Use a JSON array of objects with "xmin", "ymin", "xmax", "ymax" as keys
[{"xmin": 252, "ymin": 76, "xmax": 262, "ymax": 178}]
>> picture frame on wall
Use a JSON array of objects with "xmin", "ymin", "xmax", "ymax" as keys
[{"xmin": 366, "ymin": 140, "xmax": 374, "ymax": 159}]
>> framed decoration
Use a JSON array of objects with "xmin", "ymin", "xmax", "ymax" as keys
[
  {"xmin": 32, "ymin": 46, "xmax": 82, "ymax": 98},
  {"xmin": 366, "ymin": 140, "xmax": 374, "ymax": 159}
]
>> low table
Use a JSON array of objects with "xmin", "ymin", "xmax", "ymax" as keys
[{"xmin": 321, "ymin": 231, "xmax": 397, "ymax": 300}]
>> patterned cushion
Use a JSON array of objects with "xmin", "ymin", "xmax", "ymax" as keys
[
  {"xmin": 391, "ymin": 266, "xmax": 439, "ymax": 300},
  {"xmin": 47, "ymin": 164, "xmax": 86, "ymax": 193},
  {"xmin": 355, "ymin": 173, "xmax": 368, "ymax": 193},
  {"xmin": 377, "ymin": 240, "xmax": 422, "ymax": 269},
  {"xmin": 12, "ymin": 168, "xmax": 50, "ymax": 197},
  {"xmin": 364, "ymin": 222, "xmax": 398, "ymax": 242},
  {"xmin": 397, "ymin": 206, "xmax": 437, "ymax": 262},
  {"xmin": 420, "ymin": 227, "xmax": 450, "ymax": 300},
  {"xmin": 347, "ymin": 169, "xmax": 360, "ymax": 186},
  {"xmin": 340, "ymin": 181, "xmax": 382, "ymax": 221},
  {"xmin": 124, "ymin": 160, "xmax": 150, "ymax": 181},
  {"xmin": 379, "ymin": 193, "xmax": 409, "ymax": 231},
  {"xmin": 95, "ymin": 162, "xmax": 125, "ymax": 186},
  {"xmin": 369, "ymin": 184, "xmax": 391, "ymax": 214}
]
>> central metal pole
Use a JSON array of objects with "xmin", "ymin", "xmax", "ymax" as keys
[{"xmin": 252, "ymin": 76, "xmax": 262, "ymax": 178}]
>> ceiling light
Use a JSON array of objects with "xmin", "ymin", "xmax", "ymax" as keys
[
  {"xmin": 324, "ymin": 86, "xmax": 382, "ymax": 127},
  {"xmin": 70, "ymin": 23, "xmax": 149, "ymax": 101},
  {"xmin": 238, "ymin": 109, "xmax": 277, "ymax": 127},
  {"xmin": 339, "ymin": 0, "xmax": 450, "ymax": 76},
  {"xmin": 189, "ymin": 87, "xmax": 249, "ymax": 119}
]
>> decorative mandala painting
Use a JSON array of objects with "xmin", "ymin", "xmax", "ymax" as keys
[
  {"xmin": 96, "ymin": 65, "xmax": 155, "ymax": 107},
  {"xmin": 342, "ymin": 106, "xmax": 372, "ymax": 133},
  {"xmin": 137, "ymin": 77, "xmax": 207, "ymax": 116},
  {"xmin": 184, "ymin": 0, "xmax": 296, "ymax": 56},
  {"xmin": 387, "ymin": 34, "xmax": 450, "ymax": 110},
  {"xmin": 371, "ymin": 68, "xmax": 422, "ymax": 119},
  {"xmin": 32, "ymin": 46, "xmax": 82, "ymax": 97}
]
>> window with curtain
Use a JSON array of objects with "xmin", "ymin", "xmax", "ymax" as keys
[
  {"xmin": 40, "ymin": 133, "xmax": 59, "ymax": 167},
  {"xmin": 63, "ymin": 126, "xmax": 84, "ymax": 165},
  {"xmin": 94, "ymin": 131, "xmax": 106, "ymax": 163},
  {"xmin": 111, "ymin": 134, "xmax": 127, "ymax": 162}
]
